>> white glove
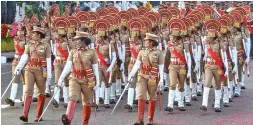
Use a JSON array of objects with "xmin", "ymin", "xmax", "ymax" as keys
[
  {"xmin": 224, "ymin": 70, "xmax": 228, "ymax": 77},
  {"xmin": 14, "ymin": 54, "xmax": 28, "ymax": 75},
  {"xmin": 158, "ymin": 79, "xmax": 164, "ymax": 89},
  {"xmin": 93, "ymin": 85, "xmax": 99, "ymax": 91},
  {"xmin": 194, "ymin": 62, "xmax": 200, "ymax": 72},
  {"xmin": 128, "ymin": 60, "xmax": 141, "ymax": 83},
  {"xmin": 245, "ymin": 57, "xmax": 249, "ymax": 64},
  {"xmin": 58, "ymin": 61, "xmax": 72, "ymax": 87},
  {"xmin": 232, "ymin": 65, "xmax": 237, "ymax": 74},
  {"xmin": 106, "ymin": 66, "xmax": 113, "ymax": 73},
  {"xmin": 46, "ymin": 58, "xmax": 52, "ymax": 82},
  {"xmin": 120, "ymin": 63, "xmax": 124, "ymax": 72},
  {"xmin": 187, "ymin": 72, "xmax": 191, "ymax": 78},
  {"xmin": 58, "ymin": 78, "xmax": 64, "ymax": 87},
  {"xmin": 14, "ymin": 68, "xmax": 21, "ymax": 75},
  {"xmin": 128, "ymin": 76, "xmax": 134, "ymax": 83}
]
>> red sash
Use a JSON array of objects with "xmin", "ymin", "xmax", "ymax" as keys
[
  {"xmin": 130, "ymin": 48, "xmax": 138, "ymax": 59},
  {"xmin": 172, "ymin": 50, "xmax": 186, "ymax": 64},
  {"xmin": 168, "ymin": 43, "xmax": 186, "ymax": 64},
  {"xmin": 15, "ymin": 45, "xmax": 24, "ymax": 55},
  {"xmin": 95, "ymin": 49, "xmax": 110, "ymax": 67},
  {"xmin": 208, "ymin": 48, "xmax": 225, "ymax": 81},
  {"xmin": 55, "ymin": 40, "xmax": 68, "ymax": 60}
]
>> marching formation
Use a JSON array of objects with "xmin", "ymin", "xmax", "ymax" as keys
[{"xmin": 3, "ymin": 1, "xmax": 253, "ymax": 125}]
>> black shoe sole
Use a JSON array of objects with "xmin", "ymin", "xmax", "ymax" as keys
[
  {"xmin": 20, "ymin": 116, "xmax": 28, "ymax": 122},
  {"xmin": 5, "ymin": 98, "xmax": 14, "ymax": 106},
  {"xmin": 62, "ymin": 114, "xmax": 70, "ymax": 125},
  {"xmin": 200, "ymin": 106, "xmax": 207, "ymax": 111},
  {"xmin": 179, "ymin": 107, "xmax": 186, "ymax": 111},
  {"xmin": 214, "ymin": 108, "xmax": 221, "ymax": 112}
]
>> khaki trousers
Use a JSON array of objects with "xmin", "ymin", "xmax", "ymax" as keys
[
  {"xmin": 137, "ymin": 75, "xmax": 158, "ymax": 101},
  {"xmin": 169, "ymin": 65, "xmax": 187, "ymax": 92},
  {"xmin": 204, "ymin": 64, "xmax": 222, "ymax": 90},
  {"xmin": 99, "ymin": 65, "xmax": 111, "ymax": 88},
  {"xmin": 54, "ymin": 64, "xmax": 69, "ymax": 87},
  {"xmin": 24, "ymin": 68, "xmax": 46, "ymax": 96},
  {"xmin": 69, "ymin": 78, "xmax": 92, "ymax": 106}
]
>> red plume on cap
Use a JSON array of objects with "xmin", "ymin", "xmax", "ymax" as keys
[
  {"xmin": 168, "ymin": 19, "xmax": 187, "ymax": 36},
  {"xmin": 110, "ymin": 13, "xmax": 121, "ymax": 25},
  {"xmin": 97, "ymin": 8, "xmax": 109, "ymax": 18},
  {"xmin": 103, "ymin": 15, "xmax": 117, "ymax": 31},
  {"xmin": 76, "ymin": 11, "xmax": 90, "ymax": 28},
  {"xmin": 118, "ymin": 11, "xmax": 132, "ymax": 21},
  {"xmin": 138, "ymin": 6, "xmax": 149, "ymax": 16},
  {"xmin": 128, "ymin": 18, "xmax": 143, "ymax": 37},
  {"xmin": 144, "ymin": 12, "xmax": 160, "ymax": 24},
  {"xmin": 234, "ymin": 7, "xmax": 247, "ymax": 16},
  {"xmin": 201, "ymin": 6, "xmax": 214, "ymax": 21},
  {"xmin": 67, "ymin": 16, "xmax": 80, "ymax": 27},
  {"xmin": 204, "ymin": 19, "xmax": 221, "ymax": 37},
  {"xmin": 127, "ymin": 8, "xmax": 139, "ymax": 18},
  {"xmin": 88, "ymin": 11, "xmax": 99, "ymax": 20},
  {"xmin": 159, "ymin": 9, "xmax": 172, "ymax": 24},
  {"xmin": 53, "ymin": 17, "xmax": 70, "ymax": 34},
  {"xmin": 139, "ymin": 16, "xmax": 152, "ymax": 30},
  {"xmin": 182, "ymin": 18, "xmax": 193, "ymax": 30},
  {"xmin": 93, "ymin": 19, "xmax": 110, "ymax": 36},
  {"xmin": 167, "ymin": 6, "xmax": 180, "ymax": 18},
  {"xmin": 106, "ymin": 6, "xmax": 119, "ymax": 13}
]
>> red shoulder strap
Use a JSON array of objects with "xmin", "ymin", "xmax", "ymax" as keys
[
  {"xmin": 55, "ymin": 40, "xmax": 68, "ymax": 60},
  {"xmin": 95, "ymin": 49, "xmax": 110, "ymax": 67},
  {"xmin": 130, "ymin": 48, "xmax": 138, "ymax": 59}
]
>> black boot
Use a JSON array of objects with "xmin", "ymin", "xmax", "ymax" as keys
[
  {"xmin": 110, "ymin": 99, "xmax": 116, "ymax": 104},
  {"xmin": 52, "ymin": 99, "xmax": 59, "ymax": 108},
  {"xmin": 164, "ymin": 106, "xmax": 173, "ymax": 112},
  {"xmin": 185, "ymin": 102, "xmax": 191, "ymax": 106},
  {"xmin": 214, "ymin": 107, "xmax": 221, "ymax": 112},
  {"xmin": 5, "ymin": 98, "xmax": 15, "ymax": 106},
  {"xmin": 124, "ymin": 104, "xmax": 133, "ymax": 111},
  {"xmin": 46, "ymin": 93, "xmax": 51, "ymax": 97},
  {"xmin": 200, "ymin": 106, "xmax": 207, "ymax": 111}
]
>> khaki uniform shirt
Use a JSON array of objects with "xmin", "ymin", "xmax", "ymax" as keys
[{"xmin": 68, "ymin": 49, "xmax": 98, "ymax": 81}]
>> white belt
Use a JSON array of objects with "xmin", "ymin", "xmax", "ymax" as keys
[
  {"xmin": 14, "ymin": 54, "xmax": 21, "ymax": 58},
  {"xmin": 56, "ymin": 56, "xmax": 65, "ymax": 60},
  {"xmin": 98, "ymin": 58, "xmax": 110, "ymax": 64},
  {"xmin": 170, "ymin": 58, "xmax": 180, "ymax": 62},
  {"xmin": 207, "ymin": 58, "xmax": 215, "ymax": 62}
]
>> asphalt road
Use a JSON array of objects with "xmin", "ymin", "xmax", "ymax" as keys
[{"xmin": 1, "ymin": 62, "xmax": 253, "ymax": 125}]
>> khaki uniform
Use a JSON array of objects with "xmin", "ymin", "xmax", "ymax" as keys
[
  {"xmin": 96, "ymin": 38, "xmax": 115, "ymax": 88},
  {"xmin": 220, "ymin": 36, "xmax": 235, "ymax": 86},
  {"xmin": 205, "ymin": 39, "xmax": 225, "ymax": 90},
  {"xmin": 186, "ymin": 36, "xmax": 201, "ymax": 85},
  {"xmin": 53, "ymin": 38, "xmax": 70, "ymax": 87},
  {"xmin": 120, "ymin": 31, "xmax": 130, "ymax": 75},
  {"xmin": 67, "ymin": 49, "xmax": 98, "ymax": 105},
  {"xmin": 128, "ymin": 40, "xmax": 142, "ymax": 88},
  {"xmin": 110, "ymin": 34, "xmax": 121, "ymax": 83},
  {"xmin": 168, "ymin": 40, "xmax": 189, "ymax": 92},
  {"xmin": 12, "ymin": 36, "xmax": 26, "ymax": 84},
  {"xmin": 137, "ymin": 48, "xmax": 164, "ymax": 100},
  {"xmin": 232, "ymin": 32, "xmax": 247, "ymax": 82},
  {"xmin": 24, "ymin": 40, "xmax": 51, "ymax": 96}
]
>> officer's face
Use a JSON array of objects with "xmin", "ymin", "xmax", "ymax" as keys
[
  {"xmin": 144, "ymin": 39, "xmax": 151, "ymax": 47},
  {"xmin": 32, "ymin": 32, "xmax": 39, "ymax": 41},
  {"xmin": 75, "ymin": 39, "xmax": 85, "ymax": 48}
]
